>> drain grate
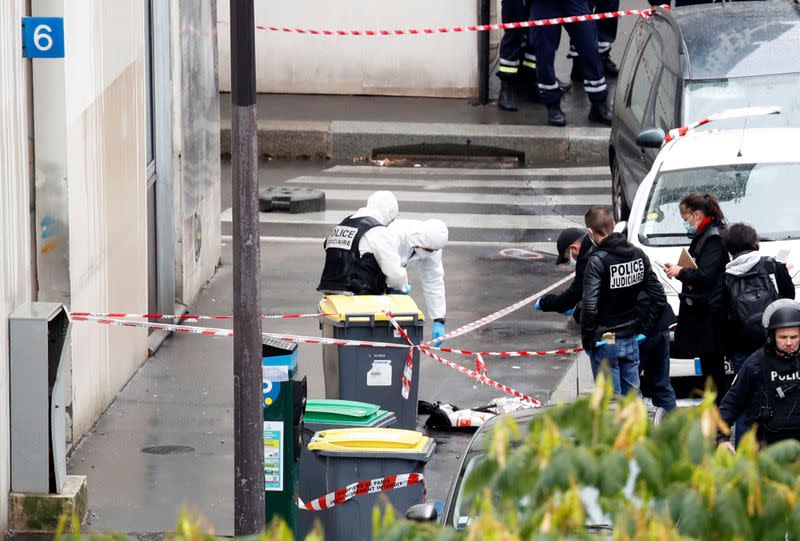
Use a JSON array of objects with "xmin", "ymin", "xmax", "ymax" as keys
[{"xmin": 140, "ymin": 445, "xmax": 195, "ymax": 455}]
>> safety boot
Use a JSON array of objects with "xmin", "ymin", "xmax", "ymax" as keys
[
  {"xmin": 602, "ymin": 54, "xmax": 619, "ymax": 78},
  {"xmin": 588, "ymin": 102, "xmax": 613, "ymax": 126},
  {"xmin": 497, "ymin": 80, "xmax": 518, "ymax": 112},
  {"xmin": 546, "ymin": 103, "xmax": 567, "ymax": 127}
]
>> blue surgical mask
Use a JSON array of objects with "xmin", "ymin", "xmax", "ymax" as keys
[{"xmin": 683, "ymin": 221, "xmax": 697, "ymax": 235}]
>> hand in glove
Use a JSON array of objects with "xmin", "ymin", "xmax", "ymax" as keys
[
  {"xmin": 432, "ymin": 321, "xmax": 446, "ymax": 346},
  {"xmin": 387, "ymin": 284, "xmax": 412, "ymax": 295},
  {"xmin": 563, "ymin": 308, "xmax": 574, "ymax": 316},
  {"xmin": 635, "ymin": 333, "xmax": 647, "ymax": 343},
  {"xmin": 534, "ymin": 299, "xmax": 542, "ymax": 311}
]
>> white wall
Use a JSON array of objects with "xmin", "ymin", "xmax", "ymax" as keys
[
  {"xmin": 0, "ymin": 1, "xmax": 34, "ymax": 535},
  {"xmin": 172, "ymin": 0, "xmax": 222, "ymax": 305},
  {"xmin": 32, "ymin": 0, "xmax": 149, "ymax": 440},
  {"xmin": 217, "ymin": 0, "xmax": 479, "ymax": 97}
]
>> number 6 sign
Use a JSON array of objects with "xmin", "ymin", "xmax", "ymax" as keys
[{"xmin": 22, "ymin": 17, "xmax": 65, "ymax": 58}]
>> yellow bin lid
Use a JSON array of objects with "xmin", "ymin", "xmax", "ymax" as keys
[
  {"xmin": 308, "ymin": 427, "xmax": 429, "ymax": 453},
  {"xmin": 319, "ymin": 295, "xmax": 424, "ymax": 323}
]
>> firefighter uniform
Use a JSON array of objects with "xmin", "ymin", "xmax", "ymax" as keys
[
  {"xmin": 568, "ymin": 0, "xmax": 620, "ymax": 80},
  {"xmin": 496, "ymin": 0, "xmax": 537, "ymax": 110},
  {"xmin": 532, "ymin": 0, "xmax": 611, "ymax": 125}
]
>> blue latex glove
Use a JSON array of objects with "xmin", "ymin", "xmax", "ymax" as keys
[
  {"xmin": 563, "ymin": 308, "xmax": 574, "ymax": 316},
  {"xmin": 432, "ymin": 321, "xmax": 446, "ymax": 346},
  {"xmin": 534, "ymin": 299, "xmax": 542, "ymax": 311},
  {"xmin": 635, "ymin": 333, "xmax": 647, "ymax": 343},
  {"xmin": 387, "ymin": 284, "xmax": 412, "ymax": 295},
  {"xmin": 595, "ymin": 340, "xmax": 608, "ymax": 348}
]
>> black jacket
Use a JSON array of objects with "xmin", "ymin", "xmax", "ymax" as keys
[
  {"xmin": 674, "ymin": 221, "xmax": 728, "ymax": 356},
  {"xmin": 719, "ymin": 345, "xmax": 800, "ymax": 446},
  {"xmin": 581, "ymin": 233, "xmax": 665, "ymax": 349},
  {"xmin": 539, "ymin": 235, "xmax": 595, "ymax": 322}
]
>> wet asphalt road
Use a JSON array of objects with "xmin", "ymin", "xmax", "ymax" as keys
[{"xmin": 62, "ymin": 158, "xmax": 594, "ymax": 537}]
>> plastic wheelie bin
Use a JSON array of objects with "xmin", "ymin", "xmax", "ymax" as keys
[
  {"xmin": 298, "ymin": 399, "xmax": 396, "ymax": 540},
  {"xmin": 308, "ymin": 427, "xmax": 436, "ymax": 541},
  {"xmin": 319, "ymin": 295, "xmax": 424, "ymax": 429}
]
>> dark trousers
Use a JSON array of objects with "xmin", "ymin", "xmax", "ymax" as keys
[
  {"xmin": 569, "ymin": 0, "xmax": 619, "ymax": 58},
  {"xmin": 532, "ymin": 0, "xmax": 607, "ymax": 104},
  {"xmin": 498, "ymin": 0, "xmax": 537, "ymax": 81},
  {"xmin": 639, "ymin": 331, "xmax": 677, "ymax": 411},
  {"xmin": 700, "ymin": 351, "xmax": 729, "ymax": 405}
]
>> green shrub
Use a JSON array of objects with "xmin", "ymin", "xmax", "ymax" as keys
[{"xmin": 379, "ymin": 373, "xmax": 800, "ymax": 540}]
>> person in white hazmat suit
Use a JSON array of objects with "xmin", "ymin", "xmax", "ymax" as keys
[
  {"xmin": 388, "ymin": 218, "xmax": 449, "ymax": 345},
  {"xmin": 317, "ymin": 191, "xmax": 410, "ymax": 295}
]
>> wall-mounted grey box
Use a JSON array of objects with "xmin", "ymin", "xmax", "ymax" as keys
[{"xmin": 10, "ymin": 302, "xmax": 70, "ymax": 494}]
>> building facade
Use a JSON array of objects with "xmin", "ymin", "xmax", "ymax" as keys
[{"xmin": 0, "ymin": 1, "xmax": 221, "ymax": 535}]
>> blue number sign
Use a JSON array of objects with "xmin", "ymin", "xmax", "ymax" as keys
[{"xmin": 22, "ymin": 17, "xmax": 65, "ymax": 59}]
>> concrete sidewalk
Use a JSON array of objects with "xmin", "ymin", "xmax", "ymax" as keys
[{"xmin": 219, "ymin": 91, "xmax": 613, "ymax": 166}]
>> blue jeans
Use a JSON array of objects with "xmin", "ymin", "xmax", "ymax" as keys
[
  {"xmin": 731, "ymin": 350, "xmax": 753, "ymax": 446},
  {"xmin": 589, "ymin": 335, "xmax": 640, "ymax": 396},
  {"xmin": 639, "ymin": 331, "xmax": 677, "ymax": 411}
]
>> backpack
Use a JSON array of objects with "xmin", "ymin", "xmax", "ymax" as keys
[{"xmin": 725, "ymin": 257, "xmax": 780, "ymax": 348}]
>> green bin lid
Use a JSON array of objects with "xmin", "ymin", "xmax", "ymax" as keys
[{"xmin": 304, "ymin": 399, "xmax": 390, "ymax": 426}]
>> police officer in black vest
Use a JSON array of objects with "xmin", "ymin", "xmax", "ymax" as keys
[
  {"xmin": 317, "ymin": 191, "xmax": 409, "ymax": 295},
  {"xmin": 718, "ymin": 300, "xmax": 800, "ymax": 451}
]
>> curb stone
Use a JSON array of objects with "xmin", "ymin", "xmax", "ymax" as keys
[{"xmin": 221, "ymin": 120, "xmax": 610, "ymax": 166}]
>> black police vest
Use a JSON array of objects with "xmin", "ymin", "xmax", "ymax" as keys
[
  {"xmin": 758, "ymin": 355, "xmax": 800, "ymax": 444},
  {"xmin": 317, "ymin": 215, "xmax": 387, "ymax": 295}
]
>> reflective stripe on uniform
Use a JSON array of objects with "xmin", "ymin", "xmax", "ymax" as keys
[
  {"xmin": 523, "ymin": 53, "xmax": 537, "ymax": 70},
  {"xmin": 538, "ymin": 82, "xmax": 559, "ymax": 91},
  {"xmin": 583, "ymin": 77, "xmax": 608, "ymax": 93},
  {"xmin": 499, "ymin": 65, "xmax": 519, "ymax": 74},
  {"xmin": 598, "ymin": 41, "xmax": 611, "ymax": 54},
  {"xmin": 499, "ymin": 58, "xmax": 520, "ymax": 66}
]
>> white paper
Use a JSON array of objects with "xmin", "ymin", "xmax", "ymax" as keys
[{"xmin": 367, "ymin": 359, "xmax": 392, "ymax": 386}]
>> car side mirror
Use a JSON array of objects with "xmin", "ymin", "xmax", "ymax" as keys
[
  {"xmin": 614, "ymin": 221, "xmax": 628, "ymax": 235},
  {"xmin": 635, "ymin": 128, "xmax": 666, "ymax": 149},
  {"xmin": 405, "ymin": 502, "xmax": 438, "ymax": 522}
]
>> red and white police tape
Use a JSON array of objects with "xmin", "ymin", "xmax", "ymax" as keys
[
  {"xmin": 69, "ymin": 311, "xmax": 332, "ymax": 320},
  {"xmin": 239, "ymin": 6, "xmax": 669, "ymax": 37},
  {"xmin": 663, "ymin": 106, "xmax": 781, "ymax": 143},
  {"xmin": 297, "ymin": 473, "xmax": 424, "ymax": 511},
  {"xmin": 421, "ymin": 272, "xmax": 575, "ymax": 346},
  {"xmin": 69, "ymin": 273, "xmax": 582, "ymax": 406},
  {"xmin": 422, "ymin": 348, "xmax": 544, "ymax": 407},
  {"xmin": 384, "ymin": 313, "xmax": 416, "ymax": 400}
]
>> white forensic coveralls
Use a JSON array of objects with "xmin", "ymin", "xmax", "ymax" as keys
[
  {"xmin": 388, "ymin": 218, "xmax": 448, "ymax": 320},
  {"xmin": 351, "ymin": 191, "xmax": 409, "ymax": 291}
]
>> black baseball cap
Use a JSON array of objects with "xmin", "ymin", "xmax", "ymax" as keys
[{"xmin": 555, "ymin": 228, "xmax": 585, "ymax": 265}]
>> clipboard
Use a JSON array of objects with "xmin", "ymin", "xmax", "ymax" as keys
[{"xmin": 677, "ymin": 248, "xmax": 698, "ymax": 270}]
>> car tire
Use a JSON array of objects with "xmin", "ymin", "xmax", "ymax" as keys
[{"xmin": 611, "ymin": 160, "xmax": 630, "ymax": 222}]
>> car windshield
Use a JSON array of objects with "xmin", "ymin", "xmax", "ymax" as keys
[
  {"xmin": 639, "ymin": 163, "xmax": 800, "ymax": 247},
  {"xmin": 684, "ymin": 73, "xmax": 800, "ymax": 129}
]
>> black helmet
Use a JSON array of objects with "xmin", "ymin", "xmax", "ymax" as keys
[{"xmin": 763, "ymin": 300, "xmax": 800, "ymax": 330}]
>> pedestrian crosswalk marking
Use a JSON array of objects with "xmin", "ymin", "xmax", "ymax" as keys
[
  {"xmin": 326, "ymin": 165, "xmax": 610, "ymax": 177},
  {"xmin": 221, "ymin": 208, "xmax": 584, "ymax": 229},
  {"xmin": 288, "ymin": 176, "xmax": 610, "ymax": 190},
  {"xmin": 310, "ymin": 188, "xmax": 608, "ymax": 206}
]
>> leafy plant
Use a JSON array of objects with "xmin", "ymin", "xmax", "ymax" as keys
[{"xmin": 379, "ymin": 373, "xmax": 800, "ymax": 540}]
